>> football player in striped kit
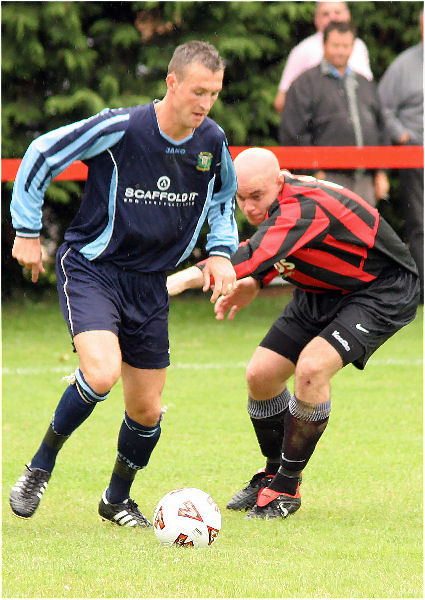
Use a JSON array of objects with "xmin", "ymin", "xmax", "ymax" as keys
[
  {"xmin": 9, "ymin": 41, "xmax": 239, "ymax": 527},
  {"xmin": 167, "ymin": 147, "xmax": 419, "ymax": 520}
]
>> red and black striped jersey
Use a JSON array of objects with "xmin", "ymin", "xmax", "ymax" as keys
[{"xmin": 231, "ymin": 172, "xmax": 417, "ymax": 293}]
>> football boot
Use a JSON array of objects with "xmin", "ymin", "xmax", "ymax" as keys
[
  {"xmin": 10, "ymin": 464, "xmax": 51, "ymax": 518},
  {"xmin": 245, "ymin": 476, "xmax": 302, "ymax": 519},
  {"xmin": 227, "ymin": 468, "xmax": 275, "ymax": 511},
  {"xmin": 99, "ymin": 490, "xmax": 152, "ymax": 528}
]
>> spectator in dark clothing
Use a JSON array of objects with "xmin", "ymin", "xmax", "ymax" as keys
[
  {"xmin": 279, "ymin": 21, "xmax": 389, "ymax": 207},
  {"xmin": 378, "ymin": 10, "xmax": 424, "ymax": 302}
]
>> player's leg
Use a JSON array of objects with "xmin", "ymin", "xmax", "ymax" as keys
[
  {"xmin": 9, "ymin": 330, "xmax": 122, "ymax": 519},
  {"xmin": 99, "ymin": 365, "xmax": 166, "ymax": 528},
  {"xmin": 98, "ymin": 268, "xmax": 170, "ymax": 528},
  {"xmin": 250, "ymin": 267, "xmax": 420, "ymax": 519},
  {"xmin": 227, "ymin": 344, "xmax": 295, "ymax": 510},
  {"xmin": 248, "ymin": 335, "xmax": 344, "ymax": 520},
  {"xmin": 33, "ymin": 330, "xmax": 121, "ymax": 472},
  {"xmin": 247, "ymin": 345, "xmax": 295, "ymax": 473},
  {"xmin": 105, "ymin": 365, "xmax": 165, "ymax": 502},
  {"xmin": 10, "ymin": 245, "xmax": 122, "ymax": 519}
]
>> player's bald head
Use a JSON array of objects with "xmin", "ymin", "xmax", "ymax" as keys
[
  {"xmin": 234, "ymin": 147, "xmax": 280, "ymax": 188},
  {"xmin": 233, "ymin": 148, "xmax": 284, "ymax": 226}
]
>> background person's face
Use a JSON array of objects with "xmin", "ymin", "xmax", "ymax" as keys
[
  {"xmin": 315, "ymin": 2, "xmax": 350, "ymax": 31},
  {"xmin": 323, "ymin": 30, "xmax": 355, "ymax": 69}
]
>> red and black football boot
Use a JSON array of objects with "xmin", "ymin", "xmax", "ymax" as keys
[{"xmin": 244, "ymin": 476, "xmax": 302, "ymax": 519}]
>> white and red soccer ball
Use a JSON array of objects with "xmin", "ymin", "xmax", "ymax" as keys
[{"xmin": 153, "ymin": 488, "xmax": 221, "ymax": 548}]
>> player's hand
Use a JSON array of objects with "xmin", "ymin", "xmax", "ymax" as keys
[
  {"xmin": 214, "ymin": 277, "xmax": 260, "ymax": 321},
  {"xmin": 202, "ymin": 256, "xmax": 236, "ymax": 303},
  {"xmin": 166, "ymin": 266, "xmax": 204, "ymax": 296},
  {"xmin": 12, "ymin": 236, "xmax": 45, "ymax": 283}
]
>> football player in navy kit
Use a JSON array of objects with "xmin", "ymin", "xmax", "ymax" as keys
[
  {"xmin": 9, "ymin": 41, "xmax": 239, "ymax": 527},
  {"xmin": 167, "ymin": 147, "xmax": 419, "ymax": 520}
]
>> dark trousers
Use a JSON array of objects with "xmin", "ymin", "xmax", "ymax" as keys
[{"xmin": 399, "ymin": 168, "xmax": 424, "ymax": 301}]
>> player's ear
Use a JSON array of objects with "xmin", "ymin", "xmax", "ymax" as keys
[
  {"xmin": 277, "ymin": 170, "xmax": 285, "ymax": 189},
  {"xmin": 166, "ymin": 72, "xmax": 178, "ymax": 92}
]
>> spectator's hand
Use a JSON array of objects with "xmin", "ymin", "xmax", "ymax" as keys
[
  {"xmin": 374, "ymin": 171, "xmax": 390, "ymax": 201},
  {"xmin": 214, "ymin": 277, "xmax": 260, "ymax": 321},
  {"xmin": 202, "ymin": 256, "xmax": 236, "ymax": 303},
  {"xmin": 314, "ymin": 170, "xmax": 327, "ymax": 181},
  {"xmin": 11, "ymin": 236, "xmax": 45, "ymax": 283},
  {"xmin": 166, "ymin": 266, "xmax": 203, "ymax": 296},
  {"xmin": 397, "ymin": 132, "xmax": 410, "ymax": 144},
  {"xmin": 274, "ymin": 90, "xmax": 286, "ymax": 114}
]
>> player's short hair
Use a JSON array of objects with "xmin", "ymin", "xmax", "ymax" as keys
[
  {"xmin": 323, "ymin": 20, "xmax": 356, "ymax": 41},
  {"xmin": 168, "ymin": 41, "xmax": 225, "ymax": 79}
]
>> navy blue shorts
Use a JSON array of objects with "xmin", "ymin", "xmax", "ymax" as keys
[
  {"xmin": 260, "ymin": 267, "xmax": 420, "ymax": 370},
  {"xmin": 56, "ymin": 244, "xmax": 170, "ymax": 369}
]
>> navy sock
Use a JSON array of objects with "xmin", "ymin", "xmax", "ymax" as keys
[
  {"xmin": 30, "ymin": 376, "xmax": 97, "ymax": 472},
  {"xmin": 106, "ymin": 412, "xmax": 161, "ymax": 503}
]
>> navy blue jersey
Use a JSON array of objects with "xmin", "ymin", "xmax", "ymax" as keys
[{"xmin": 11, "ymin": 102, "xmax": 238, "ymax": 271}]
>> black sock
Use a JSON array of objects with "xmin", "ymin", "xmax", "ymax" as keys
[
  {"xmin": 250, "ymin": 412, "xmax": 287, "ymax": 473},
  {"xmin": 30, "ymin": 380, "xmax": 97, "ymax": 472},
  {"xmin": 30, "ymin": 424, "xmax": 69, "ymax": 473},
  {"xmin": 269, "ymin": 395, "xmax": 330, "ymax": 495},
  {"xmin": 106, "ymin": 456, "xmax": 137, "ymax": 504},
  {"xmin": 247, "ymin": 389, "xmax": 291, "ymax": 472}
]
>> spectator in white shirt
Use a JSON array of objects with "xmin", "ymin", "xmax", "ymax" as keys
[{"xmin": 274, "ymin": 1, "xmax": 373, "ymax": 113}]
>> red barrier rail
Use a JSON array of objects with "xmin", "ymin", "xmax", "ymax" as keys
[{"xmin": 1, "ymin": 146, "xmax": 423, "ymax": 182}]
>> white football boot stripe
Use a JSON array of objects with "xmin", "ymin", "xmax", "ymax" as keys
[
  {"xmin": 12, "ymin": 479, "xmax": 48, "ymax": 493},
  {"xmin": 113, "ymin": 512, "xmax": 137, "ymax": 527}
]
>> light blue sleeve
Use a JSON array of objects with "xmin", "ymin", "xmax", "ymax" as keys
[
  {"xmin": 11, "ymin": 108, "xmax": 130, "ymax": 234},
  {"xmin": 205, "ymin": 141, "xmax": 239, "ymax": 258}
]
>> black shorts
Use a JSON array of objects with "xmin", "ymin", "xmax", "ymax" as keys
[
  {"xmin": 260, "ymin": 267, "xmax": 420, "ymax": 370},
  {"xmin": 56, "ymin": 244, "xmax": 170, "ymax": 369}
]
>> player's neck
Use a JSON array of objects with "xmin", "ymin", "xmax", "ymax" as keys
[{"xmin": 154, "ymin": 100, "xmax": 194, "ymax": 141}]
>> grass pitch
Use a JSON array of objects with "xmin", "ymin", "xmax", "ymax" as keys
[{"xmin": 2, "ymin": 289, "xmax": 423, "ymax": 598}]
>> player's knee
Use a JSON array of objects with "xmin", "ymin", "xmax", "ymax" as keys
[
  {"xmin": 82, "ymin": 364, "xmax": 121, "ymax": 395},
  {"xmin": 295, "ymin": 354, "xmax": 325, "ymax": 388},
  {"xmin": 127, "ymin": 405, "xmax": 162, "ymax": 427},
  {"xmin": 245, "ymin": 360, "xmax": 266, "ymax": 397}
]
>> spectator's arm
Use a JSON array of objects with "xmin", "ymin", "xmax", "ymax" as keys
[{"xmin": 279, "ymin": 75, "xmax": 314, "ymax": 146}]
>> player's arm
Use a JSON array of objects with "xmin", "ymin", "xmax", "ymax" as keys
[
  {"xmin": 167, "ymin": 266, "xmax": 204, "ymax": 296},
  {"xmin": 202, "ymin": 140, "xmax": 239, "ymax": 301},
  {"xmin": 10, "ymin": 108, "xmax": 130, "ymax": 281}
]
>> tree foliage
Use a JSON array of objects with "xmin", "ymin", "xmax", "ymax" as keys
[{"xmin": 2, "ymin": 1, "xmax": 422, "ymax": 295}]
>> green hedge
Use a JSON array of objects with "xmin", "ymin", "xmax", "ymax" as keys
[{"xmin": 2, "ymin": 1, "xmax": 422, "ymax": 295}]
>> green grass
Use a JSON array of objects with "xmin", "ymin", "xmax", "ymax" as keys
[{"xmin": 2, "ymin": 290, "xmax": 423, "ymax": 598}]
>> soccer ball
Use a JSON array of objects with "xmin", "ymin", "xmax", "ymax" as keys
[{"xmin": 153, "ymin": 488, "xmax": 221, "ymax": 547}]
